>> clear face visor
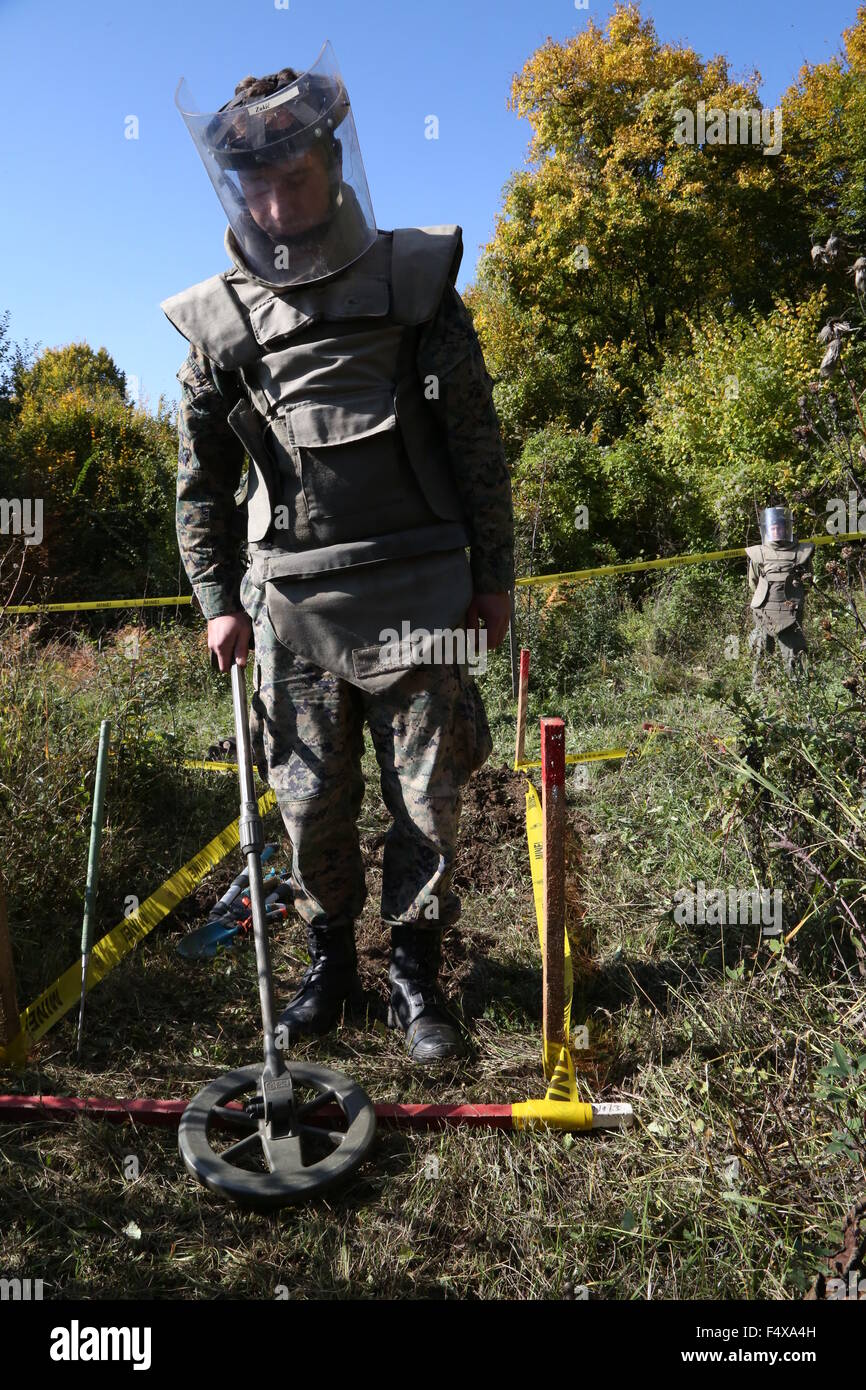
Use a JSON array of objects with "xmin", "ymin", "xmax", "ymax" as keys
[
  {"xmin": 760, "ymin": 507, "xmax": 793, "ymax": 544},
  {"xmin": 174, "ymin": 40, "xmax": 376, "ymax": 287}
]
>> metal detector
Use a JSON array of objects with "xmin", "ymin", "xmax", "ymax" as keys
[{"xmin": 178, "ymin": 659, "xmax": 376, "ymax": 1211}]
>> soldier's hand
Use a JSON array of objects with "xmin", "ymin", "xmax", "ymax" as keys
[
  {"xmin": 465, "ymin": 592, "xmax": 510, "ymax": 651},
  {"xmin": 208, "ymin": 611, "xmax": 252, "ymax": 673}
]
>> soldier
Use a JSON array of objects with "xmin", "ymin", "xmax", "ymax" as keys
[
  {"xmin": 161, "ymin": 43, "xmax": 514, "ymax": 1061},
  {"xmin": 746, "ymin": 506, "xmax": 814, "ymax": 682}
]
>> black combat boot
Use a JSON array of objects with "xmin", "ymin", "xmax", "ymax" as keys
[
  {"xmin": 276, "ymin": 922, "xmax": 358, "ymax": 1043},
  {"xmin": 387, "ymin": 922, "xmax": 463, "ymax": 1062}
]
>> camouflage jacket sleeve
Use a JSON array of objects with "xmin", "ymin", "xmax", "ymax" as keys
[
  {"xmin": 174, "ymin": 344, "xmax": 248, "ymax": 620},
  {"xmin": 417, "ymin": 285, "xmax": 515, "ymax": 593}
]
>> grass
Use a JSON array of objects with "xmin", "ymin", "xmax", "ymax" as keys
[{"xmin": 0, "ymin": 581, "xmax": 864, "ymax": 1300}]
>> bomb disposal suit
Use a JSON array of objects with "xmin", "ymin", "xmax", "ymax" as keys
[
  {"xmin": 746, "ymin": 507, "xmax": 814, "ymax": 678},
  {"xmin": 161, "ymin": 43, "xmax": 515, "ymax": 1061}
]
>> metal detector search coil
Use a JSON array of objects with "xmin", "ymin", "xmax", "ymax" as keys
[{"xmin": 177, "ymin": 660, "xmax": 376, "ymax": 1210}]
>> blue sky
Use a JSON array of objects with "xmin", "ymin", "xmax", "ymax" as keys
[{"xmin": 0, "ymin": 0, "xmax": 861, "ymax": 409}]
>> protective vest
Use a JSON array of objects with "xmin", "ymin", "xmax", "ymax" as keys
[
  {"xmin": 747, "ymin": 542, "xmax": 814, "ymax": 633},
  {"xmin": 162, "ymin": 226, "xmax": 468, "ymax": 561},
  {"xmin": 161, "ymin": 225, "xmax": 477, "ymax": 691}
]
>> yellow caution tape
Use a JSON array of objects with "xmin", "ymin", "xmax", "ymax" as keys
[
  {"xmin": 182, "ymin": 760, "xmax": 238, "ymax": 773},
  {"xmin": 5, "ymin": 530, "xmax": 862, "ymax": 613},
  {"xmin": 6, "ymin": 596, "xmax": 193, "ymax": 614},
  {"xmin": 544, "ymin": 1048, "xmax": 578, "ymax": 1103},
  {"xmin": 516, "ymin": 747, "xmax": 630, "ymax": 771},
  {"xmin": 517, "ymin": 721, "xmax": 731, "ymax": 772},
  {"xmin": 516, "ymin": 781, "xmax": 611, "ymax": 1131},
  {"xmin": 525, "ymin": 781, "xmax": 573, "ymax": 1064},
  {"xmin": 524, "ymin": 781, "xmax": 579, "ymax": 1103},
  {"xmin": 515, "ymin": 530, "xmax": 866, "ymax": 589},
  {"xmin": 0, "ymin": 788, "xmax": 277, "ymax": 1067}
]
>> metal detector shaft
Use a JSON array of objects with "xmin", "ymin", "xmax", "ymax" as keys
[
  {"xmin": 230, "ymin": 661, "xmax": 283, "ymax": 1079},
  {"xmin": 508, "ymin": 588, "xmax": 519, "ymax": 698},
  {"xmin": 77, "ymin": 719, "xmax": 111, "ymax": 1059}
]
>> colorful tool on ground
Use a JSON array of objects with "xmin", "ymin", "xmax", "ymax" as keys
[{"xmin": 175, "ymin": 847, "xmax": 285, "ymax": 959}]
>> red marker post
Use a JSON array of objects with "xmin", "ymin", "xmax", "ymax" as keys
[{"xmin": 540, "ymin": 717, "xmax": 566, "ymax": 1057}]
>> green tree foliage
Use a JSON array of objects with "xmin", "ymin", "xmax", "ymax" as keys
[
  {"xmin": 783, "ymin": 7, "xmax": 866, "ymax": 248},
  {"xmin": 463, "ymin": 1, "xmax": 866, "ymax": 564},
  {"xmin": 0, "ymin": 338, "xmax": 179, "ymax": 605},
  {"xmin": 0, "ymin": 311, "xmax": 35, "ymax": 422},
  {"xmin": 468, "ymin": 1, "xmax": 811, "ymax": 453},
  {"xmin": 511, "ymin": 423, "xmax": 691, "ymax": 576},
  {"xmin": 14, "ymin": 342, "xmax": 127, "ymax": 405},
  {"xmin": 644, "ymin": 292, "xmax": 838, "ymax": 541}
]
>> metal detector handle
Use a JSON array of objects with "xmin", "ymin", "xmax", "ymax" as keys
[
  {"xmin": 231, "ymin": 661, "xmax": 259, "ymax": 843},
  {"xmin": 230, "ymin": 661, "xmax": 284, "ymax": 1078}
]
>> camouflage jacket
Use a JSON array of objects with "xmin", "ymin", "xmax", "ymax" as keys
[{"xmin": 174, "ymin": 284, "xmax": 515, "ymax": 620}]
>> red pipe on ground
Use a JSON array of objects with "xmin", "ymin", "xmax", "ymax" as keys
[{"xmin": 0, "ymin": 1094, "xmax": 516, "ymax": 1131}]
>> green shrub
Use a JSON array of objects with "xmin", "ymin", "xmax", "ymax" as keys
[{"xmin": 0, "ymin": 344, "xmax": 179, "ymax": 605}]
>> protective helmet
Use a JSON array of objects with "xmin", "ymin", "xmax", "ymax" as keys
[
  {"xmin": 174, "ymin": 40, "xmax": 376, "ymax": 288},
  {"xmin": 204, "ymin": 65, "xmax": 349, "ymax": 172},
  {"xmin": 760, "ymin": 506, "xmax": 794, "ymax": 544}
]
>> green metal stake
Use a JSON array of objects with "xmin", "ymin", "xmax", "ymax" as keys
[{"xmin": 76, "ymin": 719, "xmax": 111, "ymax": 1060}]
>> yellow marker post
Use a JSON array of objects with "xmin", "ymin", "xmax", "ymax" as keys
[{"xmin": 522, "ymin": 764, "xmax": 633, "ymax": 1132}]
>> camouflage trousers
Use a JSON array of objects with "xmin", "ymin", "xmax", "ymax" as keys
[
  {"xmin": 748, "ymin": 619, "xmax": 808, "ymax": 682},
  {"xmin": 239, "ymin": 569, "xmax": 493, "ymax": 932}
]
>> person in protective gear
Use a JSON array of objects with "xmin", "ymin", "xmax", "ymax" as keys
[
  {"xmin": 180, "ymin": 50, "xmax": 376, "ymax": 289},
  {"xmin": 746, "ymin": 506, "xmax": 814, "ymax": 682},
  {"xmin": 162, "ymin": 44, "xmax": 515, "ymax": 1062}
]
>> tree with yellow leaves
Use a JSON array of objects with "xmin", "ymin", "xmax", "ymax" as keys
[{"xmin": 468, "ymin": 2, "xmax": 811, "ymax": 455}]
